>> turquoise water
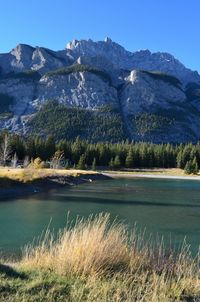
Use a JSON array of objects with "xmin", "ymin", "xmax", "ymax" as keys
[{"xmin": 0, "ymin": 177, "xmax": 200, "ymax": 256}]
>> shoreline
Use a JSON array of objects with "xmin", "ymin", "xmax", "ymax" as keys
[
  {"xmin": 102, "ymin": 170, "xmax": 200, "ymax": 181},
  {"xmin": 1, "ymin": 167, "xmax": 200, "ymax": 200},
  {"xmin": 0, "ymin": 170, "xmax": 110, "ymax": 200}
]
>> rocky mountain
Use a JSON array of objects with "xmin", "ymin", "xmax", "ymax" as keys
[{"xmin": 0, "ymin": 38, "xmax": 200, "ymax": 142}]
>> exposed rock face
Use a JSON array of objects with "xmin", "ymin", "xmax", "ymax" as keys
[
  {"xmin": 121, "ymin": 70, "xmax": 186, "ymax": 115},
  {"xmin": 0, "ymin": 44, "xmax": 72, "ymax": 75},
  {"xmin": 37, "ymin": 72, "xmax": 118, "ymax": 109},
  {"xmin": 66, "ymin": 38, "xmax": 200, "ymax": 85},
  {"xmin": 0, "ymin": 38, "xmax": 200, "ymax": 142}
]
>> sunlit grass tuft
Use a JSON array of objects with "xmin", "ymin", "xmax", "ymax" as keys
[
  {"xmin": 1, "ymin": 214, "xmax": 200, "ymax": 301},
  {"xmin": 22, "ymin": 214, "xmax": 130, "ymax": 276},
  {"xmin": 18, "ymin": 214, "xmax": 200, "ymax": 301}
]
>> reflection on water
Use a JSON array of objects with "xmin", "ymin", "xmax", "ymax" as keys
[{"xmin": 0, "ymin": 177, "xmax": 200, "ymax": 256}]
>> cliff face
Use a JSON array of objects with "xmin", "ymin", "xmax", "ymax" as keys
[{"xmin": 0, "ymin": 38, "xmax": 200, "ymax": 142}]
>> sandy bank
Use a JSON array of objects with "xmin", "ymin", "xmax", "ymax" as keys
[{"xmin": 102, "ymin": 171, "xmax": 200, "ymax": 181}]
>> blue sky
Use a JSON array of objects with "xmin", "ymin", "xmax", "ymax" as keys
[{"xmin": 0, "ymin": 0, "xmax": 199, "ymax": 72}]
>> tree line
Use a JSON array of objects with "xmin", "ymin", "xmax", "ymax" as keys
[{"xmin": 0, "ymin": 132, "xmax": 200, "ymax": 174}]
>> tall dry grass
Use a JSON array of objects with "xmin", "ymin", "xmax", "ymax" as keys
[
  {"xmin": 20, "ymin": 214, "xmax": 200, "ymax": 301},
  {"xmin": 0, "ymin": 167, "xmax": 97, "ymax": 183},
  {"xmin": 22, "ymin": 214, "xmax": 130, "ymax": 276}
]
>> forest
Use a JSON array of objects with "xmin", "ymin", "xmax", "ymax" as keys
[{"xmin": 0, "ymin": 131, "xmax": 199, "ymax": 174}]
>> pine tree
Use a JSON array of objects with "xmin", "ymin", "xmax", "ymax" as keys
[
  {"xmin": 92, "ymin": 157, "xmax": 96, "ymax": 171},
  {"xmin": 71, "ymin": 137, "xmax": 83, "ymax": 164},
  {"xmin": 191, "ymin": 157, "xmax": 199, "ymax": 174},
  {"xmin": 109, "ymin": 158, "xmax": 114, "ymax": 170},
  {"xmin": 184, "ymin": 160, "xmax": 193, "ymax": 174},
  {"xmin": 45, "ymin": 136, "xmax": 55, "ymax": 160},
  {"xmin": 77, "ymin": 154, "xmax": 86, "ymax": 170},
  {"xmin": 113, "ymin": 155, "xmax": 121, "ymax": 170},
  {"xmin": 125, "ymin": 148, "xmax": 134, "ymax": 168},
  {"xmin": 176, "ymin": 150, "xmax": 184, "ymax": 168}
]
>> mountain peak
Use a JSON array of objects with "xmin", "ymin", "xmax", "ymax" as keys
[
  {"xmin": 104, "ymin": 37, "xmax": 113, "ymax": 43},
  {"xmin": 0, "ymin": 38, "xmax": 199, "ymax": 85}
]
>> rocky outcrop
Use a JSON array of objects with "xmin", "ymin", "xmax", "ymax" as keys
[
  {"xmin": 121, "ymin": 70, "xmax": 186, "ymax": 115},
  {"xmin": 0, "ymin": 38, "xmax": 200, "ymax": 143},
  {"xmin": 37, "ymin": 71, "xmax": 118, "ymax": 109}
]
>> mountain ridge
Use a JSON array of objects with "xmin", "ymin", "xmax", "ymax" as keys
[{"xmin": 0, "ymin": 38, "xmax": 200, "ymax": 143}]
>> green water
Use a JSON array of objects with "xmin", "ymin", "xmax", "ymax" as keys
[{"xmin": 0, "ymin": 177, "xmax": 200, "ymax": 256}]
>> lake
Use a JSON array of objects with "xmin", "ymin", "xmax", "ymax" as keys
[{"xmin": 0, "ymin": 177, "xmax": 200, "ymax": 257}]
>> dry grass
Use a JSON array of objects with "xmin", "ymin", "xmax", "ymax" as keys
[
  {"xmin": 22, "ymin": 214, "xmax": 129, "ymax": 276},
  {"xmin": 0, "ymin": 167, "xmax": 98, "ymax": 183},
  {"xmin": 17, "ymin": 214, "xmax": 200, "ymax": 301}
]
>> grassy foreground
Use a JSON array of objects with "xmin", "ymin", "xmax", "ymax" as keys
[{"xmin": 0, "ymin": 214, "xmax": 199, "ymax": 302}]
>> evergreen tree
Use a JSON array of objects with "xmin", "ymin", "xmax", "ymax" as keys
[
  {"xmin": 191, "ymin": 157, "xmax": 199, "ymax": 174},
  {"xmin": 125, "ymin": 148, "xmax": 134, "ymax": 168},
  {"xmin": 44, "ymin": 136, "xmax": 56, "ymax": 160},
  {"xmin": 92, "ymin": 157, "xmax": 96, "ymax": 171},
  {"xmin": 109, "ymin": 157, "xmax": 114, "ymax": 170},
  {"xmin": 113, "ymin": 155, "xmax": 121, "ymax": 170},
  {"xmin": 77, "ymin": 154, "xmax": 86, "ymax": 170},
  {"xmin": 71, "ymin": 137, "xmax": 83, "ymax": 164},
  {"xmin": 184, "ymin": 160, "xmax": 193, "ymax": 174},
  {"xmin": 176, "ymin": 150, "xmax": 183, "ymax": 168}
]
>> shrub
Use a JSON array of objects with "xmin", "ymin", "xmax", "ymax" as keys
[{"xmin": 29, "ymin": 157, "xmax": 46, "ymax": 169}]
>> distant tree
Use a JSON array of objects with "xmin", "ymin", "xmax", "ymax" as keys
[
  {"xmin": 125, "ymin": 148, "xmax": 134, "ymax": 168},
  {"xmin": 77, "ymin": 154, "xmax": 86, "ymax": 170},
  {"xmin": 113, "ymin": 155, "xmax": 121, "ymax": 170},
  {"xmin": 92, "ymin": 157, "xmax": 97, "ymax": 171},
  {"xmin": 51, "ymin": 150, "xmax": 65, "ymax": 169},
  {"xmin": 10, "ymin": 134, "xmax": 26, "ymax": 159},
  {"xmin": 109, "ymin": 157, "xmax": 114, "ymax": 170},
  {"xmin": 71, "ymin": 137, "xmax": 83, "ymax": 164},
  {"xmin": 184, "ymin": 160, "xmax": 193, "ymax": 174},
  {"xmin": 191, "ymin": 157, "xmax": 199, "ymax": 174},
  {"xmin": 44, "ymin": 136, "xmax": 56, "ymax": 160},
  {"xmin": 0, "ymin": 134, "xmax": 11, "ymax": 166},
  {"xmin": 184, "ymin": 157, "xmax": 199, "ymax": 174},
  {"xmin": 176, "ymin": 150, "xmax": 184, "ymax": 168},
  {"xmin": 11, "ymin": 153, "xmax": 18, "ymax": 168}
]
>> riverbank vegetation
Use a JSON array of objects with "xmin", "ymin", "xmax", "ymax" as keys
[
  {"xmin": 0, "ymin": 214, "xmax": 199, "ymax": 301},
  {"xmin": 1, "ymin": 132, "xmax": 200, "ymax": 174},
  {"xmin": 0, "ymin": 168, "xmax": 98, "ymax": 184}
]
